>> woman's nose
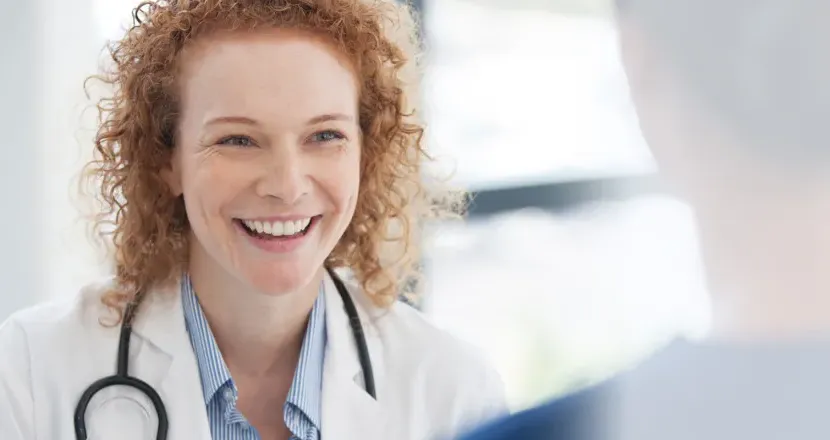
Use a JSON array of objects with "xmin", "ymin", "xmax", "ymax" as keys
[{"xmin": 254, "ymin": 147, "xmax": 311, "ymax": 204}]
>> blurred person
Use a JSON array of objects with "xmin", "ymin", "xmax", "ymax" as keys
[
  {"xmin": 0, "ymin": 1, "xmax": 506, "ymax": 439},
  {"xmin": 460, "ymin": 0, "xmax": 830, "ymax": 439}
]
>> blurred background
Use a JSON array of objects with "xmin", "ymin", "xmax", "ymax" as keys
[{"xmin": 0, "ymin": 0, "xmax": 711, "ymax": 410}]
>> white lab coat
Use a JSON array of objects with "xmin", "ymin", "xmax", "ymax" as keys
[{"xmin": 0, "ymin": 271, "xmax": 507, "ymax": 440}]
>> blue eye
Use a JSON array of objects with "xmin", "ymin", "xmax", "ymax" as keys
[
  {"xmin": 310, "ymin": 130, "xmax": 346, "ymax": 143},
  {"xmin": 218, "ymin": 135, "xmax": 255, "ymax": 147}
]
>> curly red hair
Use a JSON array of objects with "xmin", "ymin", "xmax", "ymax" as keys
[{"xmin": 84, "ymin": 0, "xmax": 463, "ymax": 319}]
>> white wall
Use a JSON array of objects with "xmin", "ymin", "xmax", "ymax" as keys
[
  {"xmin": 0, "ymin": 0, "xmax": 43, "ymax": 320},
  {"xmin": 0, "ymin": 0, "xmax": 111, "ymax": 321}
]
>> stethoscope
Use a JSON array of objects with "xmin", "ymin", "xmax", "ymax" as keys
[{"xmin": 73, "ymin": 268, "xmax": 376, "ymax": 440}]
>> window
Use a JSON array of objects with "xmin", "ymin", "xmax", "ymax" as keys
[
  {"xmin": 419, "ymin": 0, "xmax": 709, "ymax": 409},
  {"xmin": 423, "ymin": 0, "xmax": 654, "ymax": 191}
]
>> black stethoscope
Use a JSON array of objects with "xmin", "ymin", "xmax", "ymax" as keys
[{"xmin": 73, "ymin": 268, "xmax": 376, "ymax": 440}]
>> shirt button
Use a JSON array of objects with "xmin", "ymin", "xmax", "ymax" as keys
[{"xmin": 223, "ymin": 388, "xmax": 235, "ymax": 402}]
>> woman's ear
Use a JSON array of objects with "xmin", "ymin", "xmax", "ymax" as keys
[{"xmin": 161, "ymin": 152, "xmax": 183, "ymax": 197}]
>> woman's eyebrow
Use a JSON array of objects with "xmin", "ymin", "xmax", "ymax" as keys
[
  {"xmin": 305, "ymin": 113, "xmax": 355, "ymax": 125},
  {"xmin": 203, "ymin": 115, "xmax": 261, "ymax": 127}
]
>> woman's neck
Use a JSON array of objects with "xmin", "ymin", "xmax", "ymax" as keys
[{"xmin": 187, "ymin": 242, "xmax": 323, "ymax": 377}]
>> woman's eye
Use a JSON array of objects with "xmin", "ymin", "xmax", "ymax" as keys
[
  {"xmin": 310, "ymin": 130, "xmax": 346, "ymax": 144},
  {"xmin": 217, "ymin": 135, "xmax": 255, "ymax": 147}
]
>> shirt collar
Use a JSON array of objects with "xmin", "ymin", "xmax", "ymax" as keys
[
  {"xmin": 181, "ymin": 274, "xmax": 327, "ymax": 431},
  {"xmin": 181, "ymin": 275, "xmax": 232, "ymax": 403},
  {"xmin": 286, "ymin": 285, "xmax": 326, "ymax": 430}
]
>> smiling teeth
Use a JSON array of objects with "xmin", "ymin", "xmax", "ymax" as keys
[{"xmin": 243, "ymin": 218, "xmax": 311, "ymax": 236}]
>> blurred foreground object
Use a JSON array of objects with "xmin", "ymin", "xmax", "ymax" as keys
[{"xmin": 461, "ymin": 0, "xmax": 830, "ymax": 438}]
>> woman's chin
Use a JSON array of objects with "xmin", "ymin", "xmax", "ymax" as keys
[{"xmin": 239, "ymin": 264, "xmax": 321, "ymax": 296}]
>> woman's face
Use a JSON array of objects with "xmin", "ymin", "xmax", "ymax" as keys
[{"xmin": 167, "ymin": 29, "xmax": 361, "ymax": 295}]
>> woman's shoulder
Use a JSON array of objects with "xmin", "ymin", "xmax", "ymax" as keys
[
  {"xmin": 345, "ymin": 276, "xmax": 491, "ymax": 362},
  {"xmin": 0, "ymin": 278, "xmax": 118, "ymax": 345},
  {"xmin": 387, "ymin": 299, "xmax": 503, "ymax": 386},
  {"xmin": 345, "ymin": 276, "xmax": 507, "ymax": 406}
]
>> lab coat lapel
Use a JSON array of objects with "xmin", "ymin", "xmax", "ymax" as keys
[
  {"xmin": 320, "ymin": 270, "xmax": 387, "ymax": 440},
  {"xmin": 128, "ymin": 280, "xmax": 212, "ymax": 439}
]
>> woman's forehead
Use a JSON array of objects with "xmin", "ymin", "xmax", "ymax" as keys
[{"xmin": 176, "ymin": 29, "xmax": 360, "ymax": 126}]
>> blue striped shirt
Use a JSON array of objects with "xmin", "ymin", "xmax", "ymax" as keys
[{"xmin": 181, "ymin": 275, "xmax": 326, "ymax": 439}]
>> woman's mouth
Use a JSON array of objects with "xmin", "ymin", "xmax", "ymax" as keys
[{"xmin": 234, "ymin": 215, "xmax": 321, "ymax": 240}]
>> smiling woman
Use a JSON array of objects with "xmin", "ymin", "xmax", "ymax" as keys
[
  {"xmin": 166, "ymin": 28, "xmax": 366, "ymax": 299},
  {"xmin": 0, "ymin": 1, "xmax": 507, "ymax": 439}
]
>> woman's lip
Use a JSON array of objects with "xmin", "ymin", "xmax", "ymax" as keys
[
  {"xmin": 234, "ymin": 215, "xmax": 319, "ymax": 253},
  {"xmin": 235, "ymin": 214, "xmax": 322, "ymax": 222}
]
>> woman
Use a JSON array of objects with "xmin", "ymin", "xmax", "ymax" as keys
[{"xmin": 0, "ymin": 1, "xmax": 507, "ymax": 439}]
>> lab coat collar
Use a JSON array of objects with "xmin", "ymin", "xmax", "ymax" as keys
[
  {"xmin": 321, "ymin": 269, "xmax": 386, "ymax": 439},
  {"xmin": 127, "ymin": 279, "xmax": 214, "ymax": 439},
  {"xmin": 130, "ymin": 279, "xmax": 190, "ymax": 358}
]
